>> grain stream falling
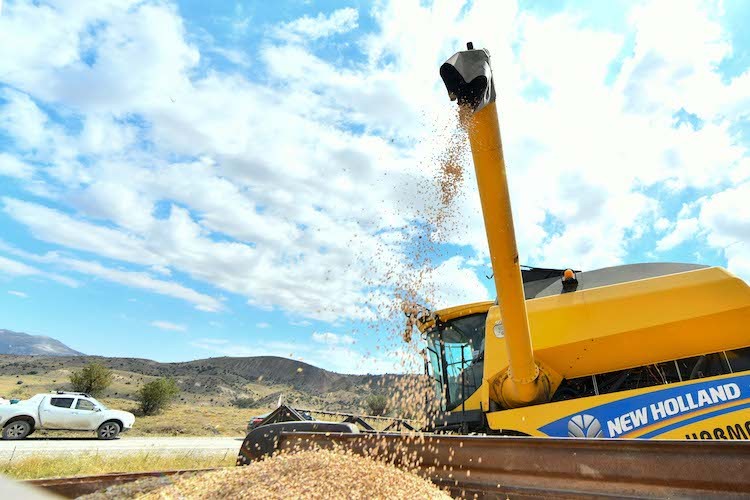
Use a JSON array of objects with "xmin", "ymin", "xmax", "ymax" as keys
[{"xmin": 350, "ymin": 104, "xmax": 475, "ymax": 433}]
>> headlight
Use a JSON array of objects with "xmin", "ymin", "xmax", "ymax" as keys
[{"xmin": 493, "ymin": 321, "xmax": 505, "ymax": 338}]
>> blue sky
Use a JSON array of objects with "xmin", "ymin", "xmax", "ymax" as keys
[{"xmin": 0, "ymin": 0, "xmax": 748, "ymax": 373}]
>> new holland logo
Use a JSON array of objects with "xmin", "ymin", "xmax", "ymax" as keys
[{"xmin": 568, "ymin": 414, "xmax": 603, "ymax": 438}]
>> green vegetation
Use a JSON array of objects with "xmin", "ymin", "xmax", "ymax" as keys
[
  {"xmin": 365, "ymin": 394, "xmax": 388, "ymax": 416},
  {"xmin": 3, "ymin": 452, "xmax": 235, "ymax": 480},
  {"xmin": 69, "ymin": 362, "xmax": 112, "ymax": 396},
  {"xmin": 138, "ymin": 378, "xmax": 180, "ymax": 415}
]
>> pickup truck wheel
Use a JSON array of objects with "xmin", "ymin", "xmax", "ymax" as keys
[
  {"xmin": 3, "ymin": 421, "xmax": 31, "ymax": 440},
  {"xmin": 97, "ymin": 421, "xmax": 121, "ymax": 440}
]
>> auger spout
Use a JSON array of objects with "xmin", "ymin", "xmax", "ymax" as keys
[{"xmin": 440, "ymin": 44, "xmax": 550, "ymax": 407}]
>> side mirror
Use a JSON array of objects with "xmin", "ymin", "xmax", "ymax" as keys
[{"xmin": 95, "ymin": 407, "xmax": 102, "ymax": 412}]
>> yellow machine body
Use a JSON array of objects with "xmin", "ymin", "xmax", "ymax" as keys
[
  {"xmin": 418, "ymin": 266, "xmax": 750, "ymax": 438},
  {"xmin": 487, "ymin": 371, "xmax": 750, "ymax": 439},
  {"xmin": 433, "ymin": 45, "xmax": 750, "ymax": 439}
]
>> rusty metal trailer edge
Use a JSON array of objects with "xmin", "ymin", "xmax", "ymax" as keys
[{"xmin": 26, "ymin": 434, "xmax": 750, "ymax": 498}]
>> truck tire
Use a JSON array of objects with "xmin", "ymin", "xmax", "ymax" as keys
[
  {"xmin": 97, "ymin": 421, "xmax": 121, "ymax": 440},
  {"xmin": 3, "ymin": 420, "xmax": 31, "ymax": 440}
]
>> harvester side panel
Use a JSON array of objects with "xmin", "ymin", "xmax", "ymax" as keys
[
  {"xmin": 487, "ymin": 371, "xmax": 750, "ymax": 439},
  {"xmin": 483, "ymin": 267, "xmax": 750, "ymax": 403}
]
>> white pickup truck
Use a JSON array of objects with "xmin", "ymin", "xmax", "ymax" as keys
[{"xmin": 0, "ymin": 392, "xmax": 135, "ymax": 440}]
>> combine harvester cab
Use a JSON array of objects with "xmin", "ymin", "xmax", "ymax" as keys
[{"xmin": 422, "ymin": 43, "xmax": 750, "ymax": 440}]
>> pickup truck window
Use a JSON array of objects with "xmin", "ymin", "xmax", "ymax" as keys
[
  {"xmin": 50, "ymin": 397, "xmax": 74, "ymax": 408},
  {"xmin": 76, "ymin": 399, "xmax": 96, "ymax": 411}
]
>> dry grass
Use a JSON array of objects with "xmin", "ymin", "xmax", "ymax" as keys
[
  {"xmin": 26, "ymin": 398, "xmax": 270, "ymax": 438},
  {"xmin": 0, "ymin": 375, "xmax": 408, "ymax": 438},
  {"xmin": 0, "ymin": 371, "xmax": 157, "ymax": 402},
  {"xmin": 124, "ymin": 402, "xmax": 272, "ymax": 437},
  {"xmin": 2, "ymin": 452, "xmax": 235, "ymax": 480}
]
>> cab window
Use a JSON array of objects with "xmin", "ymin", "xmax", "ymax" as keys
[
  {"xmin": 50, "ymin": 397, "xmax": 74, "ymax": 408},
  {"xmin": 76, "ymin": 399, "xmax": 96, "ymax": 411},
  {"xmin": 426, "ymin": 313, "xmax": 486, "ymax": 411}
]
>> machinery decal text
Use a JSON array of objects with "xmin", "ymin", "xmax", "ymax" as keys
[
  {"xmin": 607, "ymin": 383, "xmax": 741, "ymax": 436},
  {"xmin": 684, "ymin": 419, "xmax": 750, "ymax": 440},
  {"xmin": 538, "ymin": 374, "xmax": 750, "ymax": 439}
]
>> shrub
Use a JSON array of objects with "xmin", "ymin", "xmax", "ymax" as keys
[
  {"xmin": 231, "ymin": 397, "xmax": 256, "ymax": 408},
  {"xmin": 70, "ymin": 363, "xmax": 112, "ymax": 395},
  {"xmin": 137, "ymin": 378, "xmax": 180, "ymax": 416},
  {"xmin": 365, "ymin": 394, "xmax": 388, "ymax": 416}
]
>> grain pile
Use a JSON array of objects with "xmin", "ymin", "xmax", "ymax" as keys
[{"xmin": 83, "ymin": 450, "xmax": 450, "ymax": 500}]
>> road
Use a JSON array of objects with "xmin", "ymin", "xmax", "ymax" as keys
[{"xmin": 0, "ymin": 437, "xmax": 243, "ymax": 460}]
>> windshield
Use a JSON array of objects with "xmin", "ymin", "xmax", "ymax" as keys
[
  {"xmin": 426, "ymin": 313, "xmax": 487, "ymax": 411},
  {"xmin": 88, "ymin": 398, "xmax": 108, "ymax": 411}
]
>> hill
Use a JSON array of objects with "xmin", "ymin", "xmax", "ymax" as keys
[
  {"xmin": 0, "ymin": 354, "xmax": 409, "ymax": 412},
  {"xmin": 0, "ymin": 329, "xmax": 82, "ymax": 356}
]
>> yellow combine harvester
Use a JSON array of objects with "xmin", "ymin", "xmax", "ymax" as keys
[
  {"xmin": 417, "ymin": 43, "xmax": 750, "ymax": 440},
  {"xmin": 235, "ymin": 44, "xmax": 750, "ymax": 446}
]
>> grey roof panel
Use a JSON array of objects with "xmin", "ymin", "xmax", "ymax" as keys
[{"xmin": 527, "ymin": 262, "xmax": 708, "ymax": 299}]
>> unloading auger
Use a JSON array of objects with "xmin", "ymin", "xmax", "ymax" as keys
[{"xmin": 439, "ymin": 43, "xmax": 552, "ymax": 410}]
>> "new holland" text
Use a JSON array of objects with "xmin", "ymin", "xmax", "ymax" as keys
[{"xmin": 606, "ymin": 383, "xmax": 741, "ymax": 437}]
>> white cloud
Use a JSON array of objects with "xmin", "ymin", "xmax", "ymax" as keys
[
  {"xmin": 0, "ymin": 254, "xmax": 78, "ymax": 287},
  {"xmin": 190, "ymin": 338, "xmax": 305, "ymax": 358},
  {"xmin": 58, "ymin": 257, "xmax": 222, "ymax": 312},
  {"xmin": 694, "ymin": 181, "xmax": 750, "ymax": 280},
  {"xmin": 0, "ymin": 88, "xmax": 52, "ymax": 151},
  {"xmin": 256, "ymin": 322, "xmax": 270, "ymax": 329},
  {"xmin": 206, "ymin": 46, "xmax": 250, "ymax": 68},
  {"xmin": 0, "ymin": 0, "xmax": 199, "ymax": 114},
  {"xmin": 3, "ymin": 198, "xmax": 161, "ymax": 266},
  {"xmin": 151, "ymin": 320, "xmax": 187, "ymax": 332},
  {"xmin": 312, "ymin": 331, "xmax": 355, "ymax": 345},
  {"xmin": 290, "ymin": 320, "xmax": 312, "ymax": 327},
  {"xmin": 0, "ymin": 240, "xmax": 222, "ymax": 312},
  {"xmin": 0, "ymin": 153, "xmax": 33, "ymax": 179},
  {"xmin": 418, "ymin": 256, "xmax": 491, "ymax": 309},
  {"xmin": 8, "ymin": 290, "xmax": 28, "ymax": 298},
  {"xmin": 0, "ymin": 254, "xmax": 39, "ymax": 276},
  {"xmin": 656, "ymin": 218, "xmax": 700, "ymax": 251},
  {"xmin": 273, "ymin": 8, "xmax": 358, "ymax": 41},
  {"xmin": 654, "ymin": 217, "xmax": 671, "ymax": 232}
]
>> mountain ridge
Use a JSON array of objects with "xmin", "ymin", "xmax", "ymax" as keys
[
  {"xmin": 0, "ymin": 353, "xmax": 412, "ymax": 411},
  {"xmin": 0, "ymin": 329, "xmax": 415, "ymax": 411},
  {"xmin": 0, "ymin": 329, "xmax": 83, "ymax": 356}
]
